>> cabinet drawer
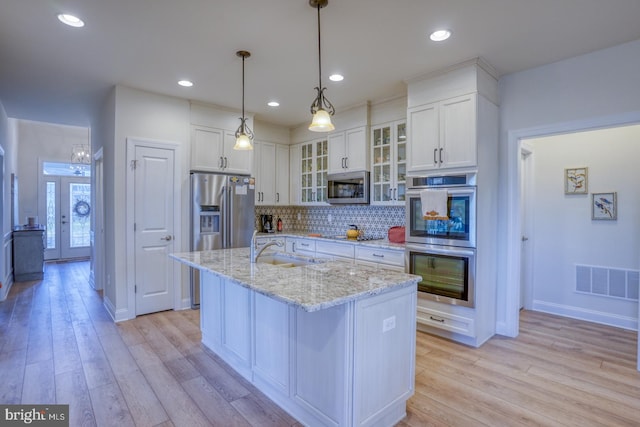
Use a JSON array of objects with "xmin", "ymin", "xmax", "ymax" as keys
[
  {"xmin": 316, "ymin": 241, "xmax": 355, "ymax": 258},
  {"xmin": 255, "ymin": 236, "xmax": 285, "ymax": 252},
  {"xmin": 416, "ymin": 306, "xmax": 475, "ymax": 337},
  {"xmin": 355, "ymin": 246, "xmax": 404, "ymax": 267},
  {"xmin": 287, "ymin": 238, "xmax": 316, "ymax": 254}
]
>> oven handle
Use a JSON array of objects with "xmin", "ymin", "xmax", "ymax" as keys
[{"xmin": 407, "ymin": 187, "xmax": 475, "ymax": 197}]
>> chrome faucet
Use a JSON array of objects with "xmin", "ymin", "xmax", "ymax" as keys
[{"xmin": 250, "ymin": 230, "xmax": 284, "ymax": 263}]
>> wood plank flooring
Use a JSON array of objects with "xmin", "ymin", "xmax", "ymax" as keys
[{"xmin": 1, "ymin": 260, "xmax": 639, "ymax": 426}]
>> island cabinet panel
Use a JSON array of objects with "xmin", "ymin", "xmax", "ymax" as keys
[
  {"xmin": 353, "ymin": 285, "xmax": 416, "ymax": 427},
  {"xmin": 200, "ymin": 273, "xmax": 252, "ymax": 379},
  {"xmin": 222, "ymin": 281, "xmax": 251, "ymax": 375},
  {"xmin": 293, "ymin": 304, "xmax": 352, "ymax": 427},
  {"xmin": 252, "ymin": 292, "xmax": 291, "ymax": 395},
  {"xmin": 200, "ymin": 271, "xmax": 222, "ymax": 347}
]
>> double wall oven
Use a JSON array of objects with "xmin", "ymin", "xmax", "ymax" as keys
[{"xmin": 405, "ymin": 175, "xmax": 476, "ymax": 307}]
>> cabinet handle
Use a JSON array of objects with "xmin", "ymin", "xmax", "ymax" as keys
[
  {"xmin": 429, "ymin": 316, "xmax": 445, "ymax": 323},
  {"xmin": 224, "ymin": 157, "xmax": 228, "ymax": 168},
  {"xmin": 372, "ymin": 253, "xmax": 385, "ymax": 258},
  {"xmin": 160, "ymin": 235, "xmax": 173, "ymax": 241},
  {"xmin": 219, "ymin": 156, "xmax": 224, "ymax": 168},
  {"xmin": 433, "ymin": 148, "xmax": 438, "ymax": 164},
  {"xmin": 439, "ymin": 148, "xmax": 443, "ymax": 164},
  {"xmin": 388, "ymin": 188, "xmax": 392, "ymax": 200},
  {"xmin": 276, "ymin": 192, "xmax": 280, "ymax": 202},
  {"xmin": 301, "ymin": 243, "xmax": 310, "ymax": 247},
  {"xmin": 393, "ymin": 188, "xmax": 397, "ymax": 201},
  {"xmin": 344, "ymin": 157, "xmax": 348, "ymax": 169},
  {"xmin": 292, "ymin": 241, "xmax": 296, "ymax": 252}
]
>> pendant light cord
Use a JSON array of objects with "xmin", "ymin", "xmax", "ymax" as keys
[
  {"xmin": 317, "ymin": 3, "xmax": 322, "ymax": 90},
  {"xmin": 242, "ymin": 54, "xmax": 246, "ymax": 123}
]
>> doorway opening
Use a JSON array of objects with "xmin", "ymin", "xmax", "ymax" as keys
[{"xmin": 40, "ymin": 161, "xmax": 91, "ymax": 261}]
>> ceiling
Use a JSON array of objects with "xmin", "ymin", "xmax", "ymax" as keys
[{"xmin": 1, "ymin": 0, "xmax": 640, "ymax": 129}]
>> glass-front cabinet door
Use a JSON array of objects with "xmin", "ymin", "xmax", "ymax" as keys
[
  {"xmin": 300, "ymin": 138, "xmax": 328, "ymax": 204},
  {"xmin": 371, "ymin": 120, "xmax": 406, "ymax": 205}
]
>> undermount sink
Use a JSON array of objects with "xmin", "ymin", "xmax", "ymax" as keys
[{"xmin": 257, "ymin": 253, "xmax": 322, "ymax": 268}]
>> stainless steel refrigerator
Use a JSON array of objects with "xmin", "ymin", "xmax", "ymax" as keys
[{"xmin": 190, "ymin": 171, "xmax": 255, "ymax": 308}]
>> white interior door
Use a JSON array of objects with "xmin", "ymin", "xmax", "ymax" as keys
[
  {"xmin": 43, "ymin": 176, "xmax": 91, "ymax": 260},
  {"xmin": 519, "ymin": 144, "xmax": 533, "ymax": 309},
  {"xmin": 133, "ymin": 144, "xmax": 176, "ymax": 315}
]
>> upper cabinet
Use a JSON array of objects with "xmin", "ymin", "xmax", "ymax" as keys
[
  {"xmin": 370, "ymin": 120, "xmax": 407, "ymax": 205},
  {"xmin": 294, "ymin": 138, "xmax": 328, "ymax": 205},
  {"xmin": 254, "ymin": 141, "xmax": 289, "ymax": 206},
  {"xmin": 327, "ymin": 126, "xmax": 369, "ymax": 174},
  {"xmin": 407, "ymin": 93, "xmax": 476, "ymax": 172},
  {"xmin": 189, "ymin": 103, "xmax": 254, "ymax": 174},
  {"xmin": 406, "ymin": 59, "xmax": 498, "ymax": 176}
]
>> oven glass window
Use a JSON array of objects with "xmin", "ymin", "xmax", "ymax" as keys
[
  {"xmin": 409, "ymin": 195, "xmax": 470, "ymax": 240},
  {"xmin": 410, "ymin": 251, "xmax": 468, "ymax": 300}
]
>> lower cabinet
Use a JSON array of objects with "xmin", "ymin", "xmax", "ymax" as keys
[{"xmin": 199, "ymin": 270, "xmax": 416, "ymax": 427}]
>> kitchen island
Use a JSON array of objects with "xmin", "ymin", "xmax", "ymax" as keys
[{"xmin": 170, "ymin": 247, "xmax": 420, "ymax": 427}]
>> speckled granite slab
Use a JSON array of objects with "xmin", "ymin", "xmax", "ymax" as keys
[{"xmin": 170, "ymin": 248, "xmax": 420, "ymax": 312}]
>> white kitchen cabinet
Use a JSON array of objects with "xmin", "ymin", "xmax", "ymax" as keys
[
  {"xmin": 254, "ymin": 141, "xmax": 276, "ymax": 205},
  {"xmin": 407, "ymin": 93, "xmax": 476, "ymax": 173},
  {"xmin": 275, "ymin": 144, "xmax": 289, "ymax": 205},
  {"xmin": 255, "ymin": 236, "xmax": 286, "ymax": 253},
  {"xmin": 416, "ymin": 297, "xmax": 476, "ymax": 339},
  {"xmin": 253, "ymin": 292, "xmax": 291, "ymax": 395},
  {"xmin": 191, "ymin": 125, "xmax": 253, "ymax": 174},
  {"xmin": 355, "ymin": 246, "xmax": 405, "ymax": 272},
  {"xmin": 327, "ymin": 126, "xmax": 369, "ymax": 174},
  {"xmin": 371, "ymin": 121, "xmax": 407, "ymax": 205},
  {"xmin": 297, "ymin": 139, "xmax": 328, "ymax": 205},
  {"xmin": 254, "ymin": 142, "xmax": 290, "ymax": 206},
  {"xmin": 315, "ymin": 240, "xmax": 355, "ymax": 261},
  {"xmin": 200, "ymin": 271, "xmax": 252, "ymax": 378},
  {"xmin": 286, "ymin": 237, "xmax": 316, "ymax": 255}
]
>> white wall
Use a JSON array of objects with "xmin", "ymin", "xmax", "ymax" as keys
[
  {"xmin": 15, "ymin": 120, "xmax": 90, "ymax": 224},
  {"xmin": 105, "ymin": 85, "xmax": 190, "ymax": 321},
  {"xmin": 527, "ymin": 125, "xmax": 640, "ymax": 327},
  {"xmin": 0, "ymin": 101, "xmax": 19, "ymax": 300},
  {"xmin": 497, "ymin": 38, "xmax": 640, "ymax": 336}
]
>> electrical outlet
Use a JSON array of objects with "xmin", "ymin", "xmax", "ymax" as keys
[{"xmin": 382, "ymin": 315, "xmax": 396, "ymax": 333}]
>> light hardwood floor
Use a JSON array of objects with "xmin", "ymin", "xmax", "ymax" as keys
[{"xmin": 1, "ymin": 261, "xmax": 639, "ymax": 426}]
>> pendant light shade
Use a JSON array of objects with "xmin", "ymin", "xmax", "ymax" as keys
[
  {"xmin": 234, "ymin": 50, "xmax": 254, "ymax": 150},
  {"xmin": 308, "ymin": 0, "xmax": 335, "ymax": 132}
]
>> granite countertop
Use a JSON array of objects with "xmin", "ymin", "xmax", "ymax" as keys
[{"xmin": 170, "ymin": 247, "xmax": 420, "ymax": 312}]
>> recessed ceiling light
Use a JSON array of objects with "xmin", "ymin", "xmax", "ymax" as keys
[
  {"xmin": 329, "ymin": 74, "xmax": 344, "ymax": 82},
  {"xmin": 178, "ymin": 80, "xmax": 193, "ymax": 87},
  {"xmin": 57, "ymin": 14, "xmax": 84, "ymax": 28},
  {"xmin": 267, "ymin": 101, "xmax": 280, "ymax": 107},
  {"xmin": 429, "ymin": 29, "xmax": 451, "ymax": 42}
]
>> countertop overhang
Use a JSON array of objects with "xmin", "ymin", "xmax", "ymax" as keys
[{"xmin": 170, "ymin": 247, "xmax": 420, "ymax": 312}]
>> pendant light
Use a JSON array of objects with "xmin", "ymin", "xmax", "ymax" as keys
[
  {"xmin": 234, "ymin": 50, "xmax": 254, "ymax": 150},
  {"xmin": 308, "ymin": 0, "xmax": 335, "ymax": 132}
]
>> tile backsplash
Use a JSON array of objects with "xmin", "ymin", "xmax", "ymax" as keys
[{"xmin": 255, "ymin": 205, "xmax": 405, "ymax": 238}]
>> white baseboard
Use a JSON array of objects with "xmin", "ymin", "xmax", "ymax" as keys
[
  {"xmin": 0, "ymin": 276, "xmax": 13, "ymax": 301},
  {"xmin": 103, "ymin": 295, "xmax": 132, "ymax": 322},
  {"xmin": 532, "ymin": 300, "xmax": 638, "ymax": 331}
]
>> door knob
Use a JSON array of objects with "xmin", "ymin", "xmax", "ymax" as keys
[{"xmin": 161, "ymin": 235, "xmax": 173, "ymax": 241}]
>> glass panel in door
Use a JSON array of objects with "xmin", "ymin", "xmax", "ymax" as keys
[{"xmin": 396, "ymin": 122, "xmax": 407, "ymax": 202}]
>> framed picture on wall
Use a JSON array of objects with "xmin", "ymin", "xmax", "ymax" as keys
[
  {"xmin": 592, "ymin": 192, "xmax": 617, "ymax": 220},
  {"xmin": 564, "ymin": 167, "xmax": 588, "ymax": 194}
]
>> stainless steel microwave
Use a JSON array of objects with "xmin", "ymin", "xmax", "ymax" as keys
[{"xmin": 327, "ymin": 171, "xmax": 370, "ymax": 204}]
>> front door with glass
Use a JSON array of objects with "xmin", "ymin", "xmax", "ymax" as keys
[{"xmin": 43, "ymin": 175, "xmax": 91, "ymax": 260}]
